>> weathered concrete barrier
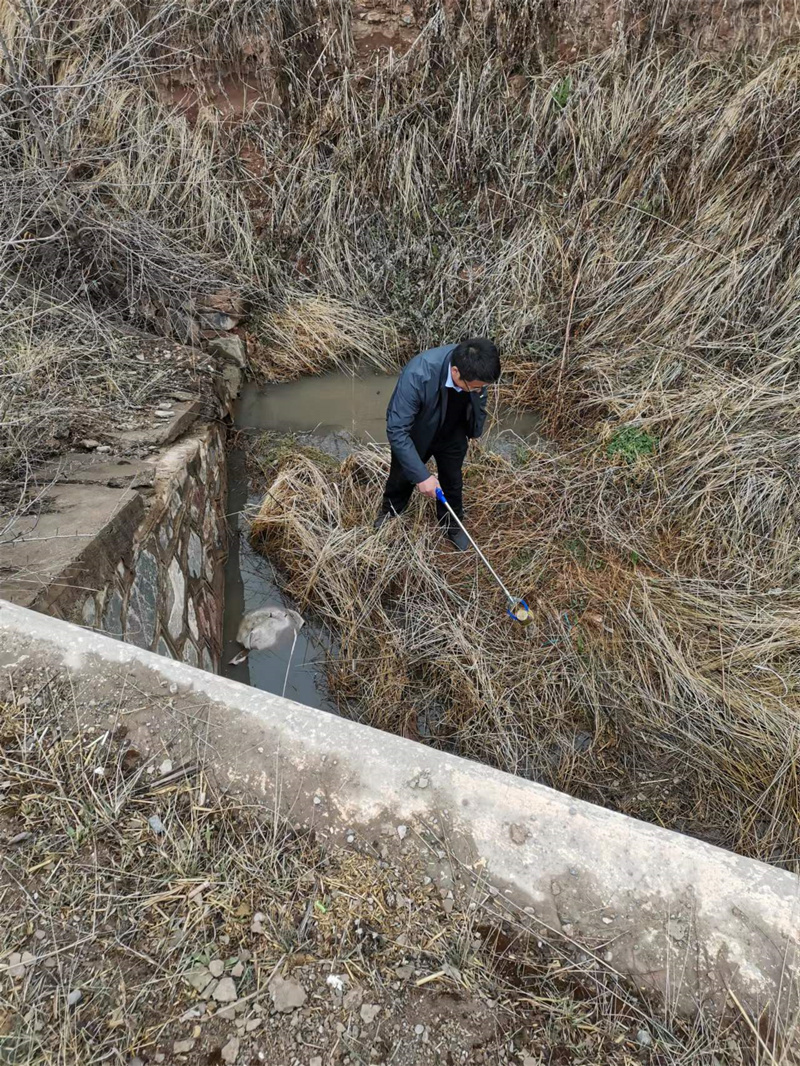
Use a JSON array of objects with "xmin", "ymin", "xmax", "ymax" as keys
[{"xmin": 0, "ymin": 598, "xmax": 797, "ymax": 1023}]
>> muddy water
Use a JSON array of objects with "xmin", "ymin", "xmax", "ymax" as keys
[
  {"xmin": 222, "ymin": 448, "xmax": 337, "ymax": 711},
  {"xmin": 234, "ymin": 370, "xmax": 541, "ymax": 448},
  {"xmin": 222, "ymin": 370, "xmax": 541, "ymax": 707}
]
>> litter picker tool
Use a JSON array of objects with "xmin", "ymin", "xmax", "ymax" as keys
[{"xmin": 435, "ymin": 488, "xmax": 532, "ymax": 625}]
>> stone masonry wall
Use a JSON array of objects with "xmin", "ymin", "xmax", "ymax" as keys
[{"xmin": 87, "ymin": 423, "xmax": 227, "ymax": 671}]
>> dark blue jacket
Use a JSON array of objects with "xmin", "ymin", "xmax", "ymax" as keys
[{"xmin": 386, "ymin": 343, "xmax": 488, "ymax": 484}]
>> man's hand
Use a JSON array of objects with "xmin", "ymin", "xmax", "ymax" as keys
[{"xmin": 416, "ymin": 475, "xmax": 440, "ymax": 499}]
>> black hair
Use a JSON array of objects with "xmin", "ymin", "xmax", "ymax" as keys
[{"xmin": 451, "ymin": 337, "xmax": 500, "ymax": 383}]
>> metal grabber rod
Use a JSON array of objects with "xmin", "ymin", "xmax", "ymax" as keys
[{"xmin": 435, "ymin": 488, "xmax": 530, "ymax": 623}]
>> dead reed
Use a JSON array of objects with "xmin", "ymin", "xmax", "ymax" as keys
[
  {"xmin": 2, "ymin": 0, "xmax": 799, "ymax": 885},
  {"xmin": 251, "ymin": 431, "xmax": 800, "ymax": 869},
  {"xmin": 243, "ymin": 32, "xmax": 800, "ymax": 869}
]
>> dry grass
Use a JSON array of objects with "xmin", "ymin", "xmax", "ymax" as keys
[
  {"xmin": 240, "ymin": 33, "xmax": 800, "ymax": 870},
  {"xmin": 0, "ymin": 0, "xmax": 798, "ymax": 1054},
  {"xmin": 0, "ymin": 0, "xmax": 260, "ymax": 525},
  {"xmin": 248, "ymin": 291, "xmax": 405, "ymax": 381},
  {"xmin": 250, "ymin": 432, "xmax": 800, "ymax": 869},
  {"xmin": 0, "ymin": 687, "xmax": 779, "ymax": 1065}
]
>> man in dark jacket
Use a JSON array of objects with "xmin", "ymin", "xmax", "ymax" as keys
[{"xmin": 375, "ymin": 337, "xmax": 500, "ymax": 550}]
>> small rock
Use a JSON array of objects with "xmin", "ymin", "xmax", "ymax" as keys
[
  {"xmin": 186, "ymin": 967, "xmax": 212, "ymax": 993},
  {"xmin": 207, "ymin": 335, "xmax": 246, "ymax": 367},
  {"xmin": 154, "ymin": 410, "xmax": 173, "ymax": 419},
  {"xmin": 8, "ymin": 832, "xmax": 31, "ymax": 845},
  {"xmin": 216, "ymin": 1005, "xmax": 236, "ymax": 1020},
  {"xmin": 173, "ymin": 1038, "xmax": 195, "ymax": 1054},
  {"xmin": 43, "ymin": 956, "xmax": 57, "ymax": 969},
  {"xmin": 269, "ymin": 974, "xmax": 307, "ymax": 1013},
  {"xmin": 221, "ymin": 1036, "xmax": 240, "ymax": 1063},
  {"xmin": 397, "ymin": 825, "xmax": 408, "ymax": 840},
  {"xmin": 442, "ymin": 898, "xmax": 454, "ymax": 916},
  {"xmin": 66, "ymin": 989, "xmax": 82, "ymax": 1007},
  {"xmin": 212, "ymin": 978, "xmax": 237, "ymax": 1003},
  {"xmin": 96, "ymin": 445, "xmax": 112, "ymax": 453},
  {"xmin": 80, "ymin": 439, "xmax": 100, "ymax": 450},
  {"xmin": 360, "ymin": 1004, "xmax": 380, "ymax": 1025},
  {"xmin": 395, "ymin": 963, "xmax": 414, "ymax": 980},
  {"xmin": 414, "ymin": 1024, "xmax": 425, "ymax": 1035},
  {"xmin": 343, "ymin": 988, "xmax": 363, "ymax": 1011},
  {"xmin": 310, "ymin": 1058, "xmax": 323, "ymax": 1066},
  {"xmin": 245, "ymin": 1017, "xmax": 262, "ymax": 1032},
  {"xmin": 508, "ymin": 823, "xmax": 529, "ymax": 846},
  {"xmin": 636, "ymin": 1028, "xmax": 652, "ymax": 1047},
  {"xmin": 7, "ymin": 953, "xmax": 25, "ymax": 979},
  {"xmin": 209, "ymin": 960, "xmax": 224, "ymax": 978},
  {"xmin": 159, "ymin": 759, "xmax": 173, "ymax": 774},
  {"xmin": 668, "ymin": 918, "xmax": 688, "ymax": 941},
  {"xmin": 230, "ymin": 961, "xmax": 244, "ymax": 978},
  {"xmin": 34, "ymin": 930, "xmax": 45, "ymax": 941},
  {"xmin": 148, "ymin": 815, "xmax": 166, "ymax": 835}
]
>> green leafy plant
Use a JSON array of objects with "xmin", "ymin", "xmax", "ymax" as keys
[
  {"xmin": 606, "ymin": 426, "xmax": 658, "ymax": 463},
  {"xmin": 551, "ymin": 76, "xmax": 572, "ymax": 110}
]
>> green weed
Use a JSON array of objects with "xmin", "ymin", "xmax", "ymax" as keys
[
  {"xmin": 606, "ymin": 427, "xmax": 657, "ymax": 464},
  {"xmin": 552, "ymin": 76, "xmax": 572, "ymax": 110}
]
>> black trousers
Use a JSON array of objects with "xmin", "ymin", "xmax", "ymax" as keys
[{"xmin": 381, "ymin": 433, "xmax": 468, "ymax": 527}]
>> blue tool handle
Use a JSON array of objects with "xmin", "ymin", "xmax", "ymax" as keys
[{"xmin": 436, "ymin": 488, "xmax": 447, "ymax": 505}]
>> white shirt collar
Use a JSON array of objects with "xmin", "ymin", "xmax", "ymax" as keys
[{"xmin": 445, "ymin": 363, "xmax": 462, "ymax": 391}]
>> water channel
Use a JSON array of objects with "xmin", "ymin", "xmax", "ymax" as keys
[{"xmin": 222, "ymin": 370, "xmax": 541, "ymax": 708}]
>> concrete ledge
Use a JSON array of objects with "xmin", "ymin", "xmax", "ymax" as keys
[
  {"xmin": 0, "ymin": 486, "xmax": 145, "ymax": 611},
  {"xmin": 0, "ymin": 599, "xmax": 798, "ymax": 1020}
]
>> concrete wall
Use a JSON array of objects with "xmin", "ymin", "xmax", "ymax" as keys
[{"xmin": 1, "ymin": 598, "xmax": 797, "ymax": 1023}]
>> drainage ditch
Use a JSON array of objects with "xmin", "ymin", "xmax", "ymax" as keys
[{"xmin": 222, "ymin": 369, "xmax": 541, "ymax": 706}]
